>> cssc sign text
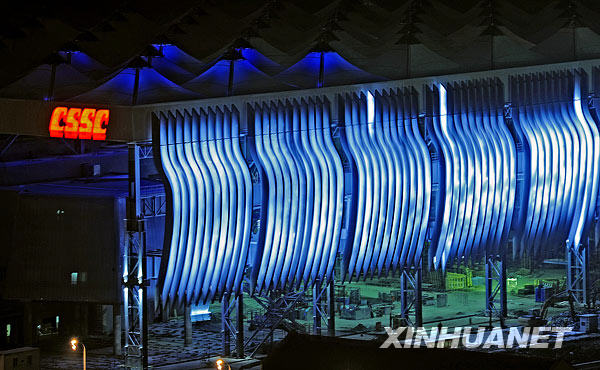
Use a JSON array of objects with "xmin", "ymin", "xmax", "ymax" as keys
[{"xmin": 49, "ymin": 106, "xmax": 109, "ymax": 140}]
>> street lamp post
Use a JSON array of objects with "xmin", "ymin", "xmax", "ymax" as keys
[{"xmin": 70, "ymin": 338, "xmax": 86, "ymax": 370}]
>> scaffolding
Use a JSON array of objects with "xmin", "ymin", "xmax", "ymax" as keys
[{"xmin": 123, "ymin": 143, "xmax": 151, "ymax": 369}]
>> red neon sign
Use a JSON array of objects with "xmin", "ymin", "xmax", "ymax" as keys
[{"xmin": 49, "ymin": 106, "xmax": 109, "ymax": 140}]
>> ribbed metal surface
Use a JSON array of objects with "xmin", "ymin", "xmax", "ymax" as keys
[
  {"xmin": 428, "ymin": 81, "xmax": 516, "ymax": 269},
  {"xmin": 157, "ymin": 108, "xmax": 252, "ymax": 306},
  {"xmin": 338, "ymin": 89, "xmax": 431, "ymax": 278},
  {"xmin": 249, "ymin": 98, "xmax": 344, "ymax": 292},
  {"xmin": 156, "ymin": 66, "xmax": 600, "ymax": 302},
  {"xmin": 510, "ymin": 72, "xmax": 600, "ymax": 257}
]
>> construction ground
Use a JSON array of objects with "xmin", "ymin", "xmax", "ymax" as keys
[{"xmin": 35, "ymin": 260, "xmax": 600, "ymax": 369}]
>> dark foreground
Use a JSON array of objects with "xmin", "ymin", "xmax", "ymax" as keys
[{"xmin": 263, "ymin": 332, "xmax": 573, "ymax": 370}]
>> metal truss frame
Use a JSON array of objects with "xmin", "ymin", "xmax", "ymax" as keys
[
  {"xmin": 399, "ymin": 266, "xmax": 423, "ymax": 327},
  {"xmin": 244, "ymin": 289, "xmax": 307, "ymax": 357},
  {"xmin": 567, "ymin": 241, "xmax": 589, "ymax": 305},
  {"xmin": 123, "ymin": 143, "xmax": 149, "ymax": 369},
  {"xmin": 312, "ymin": 279, "xmax": 335, "ymax": 336},
  {"xmin": 221, "ymin": 293, "xmax": 245, "ymax": 357},
  {"xmin": 141, "ymin": 195, "xmax": 166, "ymax": 218},
  {"xmin": 485, "ymin": 253, "xmax": 507, "ymax": 317}
]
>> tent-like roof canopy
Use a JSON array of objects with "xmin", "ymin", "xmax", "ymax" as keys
[{"xmin": 2, "ymin": 0, "xmax": 600, "ymax": 105}]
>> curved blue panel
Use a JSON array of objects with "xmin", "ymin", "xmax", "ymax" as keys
[
  {"xmin": 157, "ymin": 113, "xmax": 182, "ymax": 304},
  {"xmin": 509, "ymin": 72, "xmax": 600, "ymax": 257},
  {"xmin": 340, "ymin": 89, "xmax": 431, "ymax": 279},
  {"xmin": 410, "ymin": 88, "xmax": 432, "ymax": 267},
  {"xmin": 252, "ymin": 104, "xmax": 278, "ymax": 293},
  {"xmin": 156, "ymin": 70, "xmax": 600, "ymax": 303},
  {"xmin": 430, "ymin": 81, "xmax": 515, "ymax": 269},
  {"xmin": 322, "ymin": 98, "xmax": 345, "ymax": 282},
  {"xmin": 157, "ymin": 105, "xmax": 252, "ymax": 306},
  {"xmin": 374, "ymin": 92, "xmax": 398, "ymax": 273},
  {"xmin": 284, "ymin": 101, "xmax": 307, "ymax": 287},
  {"xmin": 295, "ymin": 99, "xmax": 317, "ymax": 287},
  {"xmin": 273, "ymin": 102, "xmax": 296, "ymax": 290},
  {"xmin": 190, "ymin": 110, "xmax": 213, "ymax": 304},
  {"xmin": 249, "ymin": 97, "xmax": 344, "ymax": 290},
  {"xmin": 179, "ymin": 112, "xmax": 200, "ymax": 303},
  {"xmin": 198, "ymin": 110, "xmax": 222, "ymax": 304},
  {"xmin": 341, "ymin": 93, "xmax": 367, "ymax": 280},
  {"xmin": 168, "ymin": 113, "xmax": 190, "ymax": 300},
  {"xmin": 570, "ymin": 73, "xmax": 600, "ymax": 250},
  {"xmin": 229, "ymin": 107, "xmax": 254, "ymax": 294}
]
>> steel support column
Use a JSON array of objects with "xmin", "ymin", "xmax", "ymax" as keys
[
  {"xmin": 184, "ymin": 304, "xmax": 192, "ymax": 346},
  {"xmin": 113, "ymin": 304, "xmax": 122, "ymax": 355},
  {"xmin": 218, "ymin": 293, "xmax": 247, "ymax": 357},
  {"xmin": 222, "ymin": 295, "xmax": 231, "ymax": 356},
  {"xmin": 567, "ymin": 241, "xmax": 589, "ymax": 305},
  {"xmin": 399, "ymin": 266, "xmax": 422, "ymax": 327},
  {"xmin": 222, "ymin": 293, "xmax": 245, "ymax": 357},
  {"xmin": 313, "ymin": 278, "xmax": 335, "ymax": 336},
  {"xmin": 327, "ymin": 280, "xmax": 335, "ymax": 336},
  {"xmin": 123, "ymin": 143, "xmax": 148, "ymax": 369},
  {"xmin": 236, "ymin": 293, "xmax": 245, "ymax": 357},
  {"xmin": 485, "ymin": 252, "xmax": 507, "ymax": 317},
  {"xmin": 312, "ymin": 279, "xmax": 322, "ymax": 335}
]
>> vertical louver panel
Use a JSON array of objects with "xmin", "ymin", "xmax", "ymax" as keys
[
  {"xmin": 510, "ymin": 72, "xmax": 600, "ymax": 256},
  {"xmin": 430, "ymin": 80, "xmax": 516, "ymax": 269},
  {"xmin": 339, "ymin": 89, "xmax": 431, "ymax": 279},
  {"xmin": 157, "ymin": 107, "xmax": 252, "ymax": 305},
  {"xmin": 249, "ymin": 97, "xmax": 344, "ymax": 291},
  {"xmin": 155, "ymin": 67, "xmax": 600, "ymax": 302}
]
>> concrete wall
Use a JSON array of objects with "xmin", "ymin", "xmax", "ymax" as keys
[{"xmin": 0, "ymin": 192, "xmax": 120, "ymax": 303}]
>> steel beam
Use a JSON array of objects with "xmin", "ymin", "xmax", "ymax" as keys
[{"xmin": 123, "ymin": 143, "xmax": 148, "ymax": 369}]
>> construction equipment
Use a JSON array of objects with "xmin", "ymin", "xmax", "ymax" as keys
[{"xmin": 519, "ymin": 291, "xmax": 577, "ymax": 326}]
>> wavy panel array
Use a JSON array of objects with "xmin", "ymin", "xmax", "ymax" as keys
[
  {"xmin": 510, "ymin": 72, "xmax": 600, "ymax": 256},
  {"xmin": 339, "ymin": 90, "xmax": 431, "ymax": 279},
  {"xmin": 430, "ymin": 81, "xmax": 517, "ymax": 269},
  {"xmin": 155, "ymin": 69, "xmax": 600, "ymax": 302},
  {"xmin": 248, "ymin": 98, "xmax": 344, "ymax": 292},
  {"xmin": 157, "ymin": 108, "xmax": 252, "ymax": 305}
]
